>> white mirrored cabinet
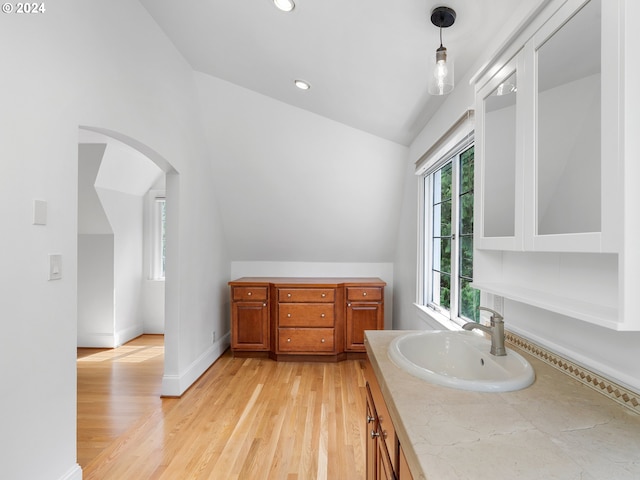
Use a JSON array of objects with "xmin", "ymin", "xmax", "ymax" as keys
[{"xmin": 472, "ymin": 0, "xmax": 640, "ymax": 330}]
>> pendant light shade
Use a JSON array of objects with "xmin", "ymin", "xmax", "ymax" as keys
[{"xmin": 428, "ymin": 6, "xmax": 456, "ymax": 96}]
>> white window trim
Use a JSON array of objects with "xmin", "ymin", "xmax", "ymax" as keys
[
  {"xmin": 416, "ymin": 110, "xmax": 475, "ymax": 329},
  {"xmin": 146, "ymin": 189, "xmax": 166, "ymax": 281},
  {"xmin": 415, "ymin": 110, "xmax": 475, "ymax": 175}
]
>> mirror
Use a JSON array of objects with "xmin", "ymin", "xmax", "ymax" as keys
[
  {"xmin": 483, "ymin": 70, "xmax": 517, "ymax": 238},
  {"xmin": 536, "ymin": 0, "xmax": 601, "ymax": 235}
]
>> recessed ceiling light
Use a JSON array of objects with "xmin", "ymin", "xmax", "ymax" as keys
[
  {"xmin": 274, "ymin": 0, "xmax": 295, "ymax": 12},
  {"xmin": 294, "ymin": 79, "xmax": 311, "ymax": 90}
]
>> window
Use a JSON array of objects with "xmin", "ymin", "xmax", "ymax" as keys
[
  {"xmin": 421, "ymin": 144, "xmax": 480, "ymax": 324},
  {"xmin": 150, "ymin": 196, "xmax": 166, "ymax": 280}
]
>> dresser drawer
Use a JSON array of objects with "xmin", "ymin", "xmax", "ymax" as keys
[
  {"xmin": 346, "ymin": 287, "xmax": 382, "ymax": 301},
  {"xmin": 233, "ymin": 286, "xmax": 268, "ymax": 302},
  {"xmin": 278, "ymin": 288, "xmax": 335, "ymax": 303},
  {"xmin": 278, "ymin": 328, "xmax": 335, "ymax": 352},
  {"xmin": 278, "ymin": 304, "xmax": 334, "ymax": 327}
]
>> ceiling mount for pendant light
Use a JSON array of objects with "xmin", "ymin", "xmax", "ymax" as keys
[
  {"xmin": 428, "ymin": 6, "xmax": 456, "ymax": 96},
  {"xmin": 273, "ymin": 0, "xmax": 295, "ymax": 12}
]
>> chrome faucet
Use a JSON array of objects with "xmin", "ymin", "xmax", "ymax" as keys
[{"xmin": 462, "ymin": 307, "xmax": 506, "ymax": 356}]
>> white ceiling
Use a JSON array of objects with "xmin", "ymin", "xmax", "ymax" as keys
[{"xmin": 139, "ymin": 0, "xmax": 533, "ymax": 146}]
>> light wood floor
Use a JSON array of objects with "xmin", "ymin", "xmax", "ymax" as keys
[{"xmin": 78, "ymin": 336, "xmax": 367, "ymax": 479}]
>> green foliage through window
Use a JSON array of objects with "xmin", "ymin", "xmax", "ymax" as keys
[{"xmin": 427, "ymin": 144, "xmax": 479, "ymax": 323}]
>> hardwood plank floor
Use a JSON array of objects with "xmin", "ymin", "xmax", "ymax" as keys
[{"xmin": 78, "ymin": 336, "xmax": 367, "ymax": 479}]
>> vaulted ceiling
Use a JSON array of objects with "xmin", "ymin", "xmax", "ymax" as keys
[{"xmin": 139, "ymin": 0, "xmax": 532, "ymax": 146}]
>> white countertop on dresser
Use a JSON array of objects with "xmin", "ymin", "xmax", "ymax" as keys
[{"xmin": 364, "ymin": 330, "xmax": 640, "ymax": 480}]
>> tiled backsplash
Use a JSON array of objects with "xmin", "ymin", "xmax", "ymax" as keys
[{"xmin": 506, "ymin": 331, "xmax": 640, "ymax": 415}]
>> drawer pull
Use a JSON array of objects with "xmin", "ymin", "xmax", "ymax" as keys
[
  {"xmin": 321, "ymin": 338, "xmax": 325, "ymax": 343},
  {"xmin": 247, "ymin": 292, "xmax": 252, "ymax": 296},
  {"xmin": 287, "ymin": 313, "xmax": 292, "ymax": 318},
  {"xmin": 287, "ymin": 338, "xmax": 291, "ymax": 342},
  {"xmin": 321, "ymin": 293, "xmax": 326, "ymax": 298},
  {"xmin": 363, "ymin": 292, "xmax": 367, "ymax": 296},
  {"xmin": 321, "ymin": 313, "xmax": 325, "ymax": 318},
  {"xmin": 287, "ymin": 293, "xmax": 292, "ymax": 298}
]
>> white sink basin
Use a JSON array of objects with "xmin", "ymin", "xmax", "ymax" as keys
[{"xmin": 388, "ymin": 330, "xmax": 535, "ymax": 392}]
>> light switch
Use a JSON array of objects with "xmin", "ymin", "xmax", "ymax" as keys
[
  {"xmin": 33, "ymin": 199, "xmax": 47, "ymax": 225},
  {"xmin": 49, "ymin": 254, "xmax": 62, "ymax": 281}
]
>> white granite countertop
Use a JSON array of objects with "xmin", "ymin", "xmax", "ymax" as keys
[{"xmin": 364, "ymin": 330, "xmax": 640, "ymax": 480}]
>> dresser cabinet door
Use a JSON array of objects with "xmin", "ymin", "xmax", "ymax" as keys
[
  {"xmin": 231, "ymin": 300, "xmax": 269, "ymax": 351},
  {"xmin": 346, "ymin": 286, "xmax": 383, "ymax": 352},
  {"xmin": 346, "ymin": 303, "xmax": 382, "ymax": 352}
]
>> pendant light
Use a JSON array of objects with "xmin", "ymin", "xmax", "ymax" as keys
[{"xmin": 428, "ymin": 6, "xmax": 456, "ymax": 96}]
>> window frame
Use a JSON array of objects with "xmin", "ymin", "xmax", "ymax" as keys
[
  {"xmin": 147, "ymin": 191, "xmax": 166, "ymax": 281},
  {"xmin": 417, "ymin": 136, "xmax": 477, "ymax": 327}
]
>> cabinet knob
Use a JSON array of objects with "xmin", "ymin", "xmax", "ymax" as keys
[
  {"xmin": 287, "ymin": 313, "xmax": 291, "ymax": 318},
  {"xmin": 363, "ymin": 292, "xmax": 367, "ymax": 296},
  {"xmin": 347, "ymin": 303, "xmax": 351, "ymax": 307},
  {"xmin": 263, "ymin": 303, "xmax": 267, "ymax": 307},
  {"xmin": 321, "ymin": 338, "xmax": 325, "ymax": 343},
  {"xmin": 321, "ymin": 313, "xmax": 325, "ymax": 318},
  {"xmin": 287, "ymin": 338, "xmax": 291, "ymax": 342},
  {"xmin": 287, "ymin": 293, "xmax": 292, "ymax": 298},
  {"xmin": 247, "ymin": 292, "xmax": 252, "ymax": 296},
  {"xmin": 370, "ymin": 430, "xmax": 380, "ymax": 439},
  {"xmin": 321, "ymin": 293, "xmax": 326, "ymax": 297},
  {"xmin": 366, "ymin": 414, "xmax": 375, "ymax": 424}
]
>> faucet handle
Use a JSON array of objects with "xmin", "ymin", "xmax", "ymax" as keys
[{"xmin": 478, "ymin": 306, "xmax": 503, "ymax": 323}]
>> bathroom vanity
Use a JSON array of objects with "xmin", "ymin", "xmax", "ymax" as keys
[
  {"xmin": 365, "ymin": 330, "xmax": 640, "ymax": 480},
  {"xmin": 229, "ymin": 277, "xmax": 385, "ymax": 360}
]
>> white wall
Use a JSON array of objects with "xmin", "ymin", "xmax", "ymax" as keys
[
  {"xmin": 77, "ymin": 234, "xmax": 115, "ymax": 344},
  {"xmin": 195, "ymin": 73, "xmax": 409, "ymax": 263},
  {"xmin": 77, "ymin": 143, "xmax": 115, "ymax": 346},
  {"xmin": 0, "ymin": 2, "xmax": 229, "ymax": 479},
  {"xmin": 96, "ymin": 187, "xmax": 145, "ymax": 345}
]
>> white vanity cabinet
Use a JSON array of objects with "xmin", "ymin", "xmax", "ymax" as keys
[
  {"xmin": 473, "ymin": 0, "xmax": 640, "ymax": 330},
  {"xmin": 476, "ymin": 0, "xmax": 618, "ymax": 254}
]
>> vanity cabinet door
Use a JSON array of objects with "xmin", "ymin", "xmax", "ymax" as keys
[
  {"xmin": 475, "ymin": 54, "xmax": 525, "ymax": 251},
  {"xmin": 365, "ymin": 383, "xmax": 395, "ymax": 480},
  {"xmin": 365, "ymin": 386, "xmax": 378, "ymax": 480},
  {"xmin": 529, "ymin": 0, "xmax": 610, "ymax": 252},
  {"xmin": 398, "ymin": 445, "xmax": 414, "ymax": 480}
]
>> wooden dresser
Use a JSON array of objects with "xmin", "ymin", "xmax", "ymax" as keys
[{"xmin": 228, "ymin": 277, "xmax": 386, "ymax": 361}]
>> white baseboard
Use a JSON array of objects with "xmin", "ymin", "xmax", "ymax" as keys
[
  {"xmin": 77, "ymin": 332, "xmax": 115, "ymax": 348},
  {"xmin": 114, "ymin": 324, "xmax": 144, "ymax": 347},
  {"xmin": 59, "ymin": 464, "xmax": 82, "ymax": 480},
  {"xmin": 77, "ymin": 323, "xmax": 144, "ymax": 348},
  {"xmin": 161, "ymin": 332, "xmax": 230, "ymax": 397}
]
